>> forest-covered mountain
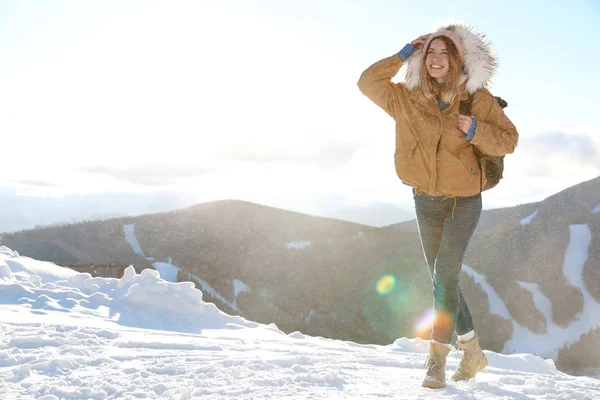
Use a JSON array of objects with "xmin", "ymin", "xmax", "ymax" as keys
[{"xmin": 2, "ymin": 176, "xmax": 599, "ymax": 373}]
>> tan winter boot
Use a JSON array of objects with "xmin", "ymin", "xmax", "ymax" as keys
[
  {"xmin": 451, "ymin": 334, "xmax": 488, "ymax": 382},
  {"xmin": 421, "ymin": 341, "xmax": 451, "ymax": 389}
]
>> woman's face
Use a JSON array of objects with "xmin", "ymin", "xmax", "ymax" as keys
[{"xmin": 425, "ymin": 38, "xmax": 450, "ymax": 83}]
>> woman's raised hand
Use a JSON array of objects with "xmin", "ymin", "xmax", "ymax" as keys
[
  {"xmin": 457, "ymin": 115, "xmax": 474, "ymax": 135},
  {"xmin": 411, "ymin": 34, "xmax": 431, "ymax": 48}
]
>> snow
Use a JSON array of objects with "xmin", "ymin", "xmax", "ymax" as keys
[
  {"xmin": 465, "ymin": 224, "xmax": 600, "ymax": 360},
  {"xmin": 232, "ymin": 279, "xmax": 250, "ymax": 308},
  {"xmin": 520, "ymin": 210, "xmax": 538, "ymax": 225},
  {"xmin": 462, "ymin": 265, "xmax": 511, "ymax": 320},
  {"xmin": 352, "ymin": 232, "xmax": 365, "ymax": 240},
  {"xmin": 1, "ymin": 247, "xmax": 77, "ymax": 283},
  {"xmin": 123, "ymin": 224, "xmax": 253, "ymax": 312},
  {"xmin": 1, "ymin": 248, "xmax": 600, "ymax": 398},
  {"xmin": 152, "ymin": 258, "xmax": 179, "ymax": 283},
  {"xmin": 518, "ymin": 281, "xmax": 555, "ymax": 327},
  {"xmin": 563, "ymin": 224, "xmax": 591, "ymax": 289},
  {"xmin": 123, "ymin": 224, "xmax": 250, "ymax": 312},
  {"xmin": 286, "ymin": 241, "xmax": 311, "ymax": 249},
  {"xmin": 124, "ymin": 224, "xmax": 181, "ymax": 283},
  {"xmin": 123, "ymin": 224, "xmax": 145, "ymax": 258},
  {"xmin": 509, "ymin": 225, "xmax": 600, "ymax": 358},
  {"xmin": 186, "ymin": 271, "xmax": 239, "ymax": 312},
  {"xmin": 305, "ymin": 309, "xmax": 315, "ymax": 324},
  {"xmin": 123, "ymin": 223, "xmax": 243, "ymax": 314},
  {"xmin": 593, "ymin": 204, "xmax": 600, "ymax": 213}
]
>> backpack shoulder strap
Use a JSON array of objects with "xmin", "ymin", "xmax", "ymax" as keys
[
  {"xmin": 460, "ymin": 91, "xmax": 508, "ymax": 114},
  {"xmin": 459, "ymin": 93, "xmax": 475, "ymax": 115},
  {"xmin": 459, "ymin": 93, "xmax": 480, "ymax": 191}
]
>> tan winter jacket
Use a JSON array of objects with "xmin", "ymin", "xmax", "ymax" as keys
[{"xmin": 357, "ymin": 25, "xmax": 518, "ymax": 198}]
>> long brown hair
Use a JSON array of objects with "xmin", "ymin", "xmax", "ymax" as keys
[{"xmin": 418, "ymin": 36, "xmax": 464, "ymax": 106}]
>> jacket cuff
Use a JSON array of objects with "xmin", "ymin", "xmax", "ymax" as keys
[
  {"xmin": 397, "ymin": 43, "xmax": 416, "ymax": 62},
  {"xmin": 465, "ymin": 117, "xmax": 477, "ymax": 141}
]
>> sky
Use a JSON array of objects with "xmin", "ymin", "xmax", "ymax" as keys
[
  {"xmin": 2, "ymin": 245, "xmax": 600, "ymax": 399},
  {"xmin": 1, "ymin": 0, "xmax": 599, "ymax": 215}
]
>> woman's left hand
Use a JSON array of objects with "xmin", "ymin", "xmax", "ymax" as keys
[{"xmin": 457, "ymin": 115, "xmax": 474, "ymax": 135}]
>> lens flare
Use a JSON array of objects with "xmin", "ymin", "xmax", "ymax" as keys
[
  {"xmin": 414, "ymin": 307, "xmax": 435, "ymax": 337},
  {"xmin": 376, "ymin": 274, "xmax": 397, "ymax": 296},
  {"xmin": 414, "ymin": 309, "xmax": 454, "ymax": 340},
  {"xmin": 361, "ymin": 256, "xmax": 432, "ymax": 341},
  {"xmin": 433, "ymin": 311, "xmax": 455, "ymax": 341}
]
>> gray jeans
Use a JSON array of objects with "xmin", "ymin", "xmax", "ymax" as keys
[{"xmin": 413, "ymin": 189, "xmax": 481, "ymax": 344}]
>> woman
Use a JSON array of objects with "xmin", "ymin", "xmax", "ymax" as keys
[{"xmin": 357, "ymin": 24, "xmax": 518, "ymax": 389}]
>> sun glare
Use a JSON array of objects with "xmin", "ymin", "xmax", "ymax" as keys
[
  {"xmin": 414, "ymin": 308, "xmax": 435, "ymax": 336},
  {"xmin": 376, "ymin": 274, "xmax": 397, "ymax": 296}
]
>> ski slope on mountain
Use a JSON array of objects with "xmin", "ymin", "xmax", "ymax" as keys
[
  {"xmin": 464, "ymin": 223, "xmax": 600, "ymax": 361},
  {"xmin": 1, "ymin": 246, "xmax": 599, "ymax": 399}
]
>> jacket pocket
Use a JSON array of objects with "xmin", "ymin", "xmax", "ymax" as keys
[
  {"xmin": 394, "ymin": 138, "xmax": 418, "ymax": 161},
  {"xmin": 394, "ymin": 138, "xmax": 421, "ymax": 183},
  {"xmin": 405, "ymin": 139, "xmax": 418, "ymax": 159},
  {"xmin": 458, "ymin": 148, "xmax": 479, "ymax": 174}
]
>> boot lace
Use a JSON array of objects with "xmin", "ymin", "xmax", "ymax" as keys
[{"xmin": 425, "ymin": 355, "xmax": 445, "ymax": 374}]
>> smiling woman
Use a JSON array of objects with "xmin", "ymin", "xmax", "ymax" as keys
[
  {"xmin": 426, "ymin": 40, "xmax": 452, "ymax": 79},
  {"xmin": 420, "ymin": 34, "xmax": 465, "ymax": 105},
  {"xmin": 357, "ymin": 23, "xmax": 519, "ymax": 388}
]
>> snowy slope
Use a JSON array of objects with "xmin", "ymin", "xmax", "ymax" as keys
[
  {"xmin": 465, "ymin": 224, "xmax": 600, "ymax": 359},
  {"xmin": 1, "ymin": 247, "xmax": 599, "ymax": 399}
]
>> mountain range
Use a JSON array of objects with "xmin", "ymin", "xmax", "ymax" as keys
[
  {"xmin": 0, "ymin": 188, "xmax": 415, "ymax": 233},
  {"xmin": 1, "ymin": 176, "xmax": 598, "ymax": 374}
]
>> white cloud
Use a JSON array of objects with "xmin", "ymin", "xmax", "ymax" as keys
[
  {"xmin": 519, "ymin": 131, "xmax": 600, "ymax": 173},
  {"xmin": 82, "ymin": 164, "xmax": 220, "ymax": 186}
]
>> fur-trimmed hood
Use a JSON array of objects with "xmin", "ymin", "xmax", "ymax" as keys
[{"xmin": 403, "ymin": 24, "xmax": 497, "ymax": 94}]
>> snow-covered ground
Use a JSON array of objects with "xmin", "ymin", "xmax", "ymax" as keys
[{"xmin": 1, "ymin": 246, "xmax": 599, "ymax": 399}]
